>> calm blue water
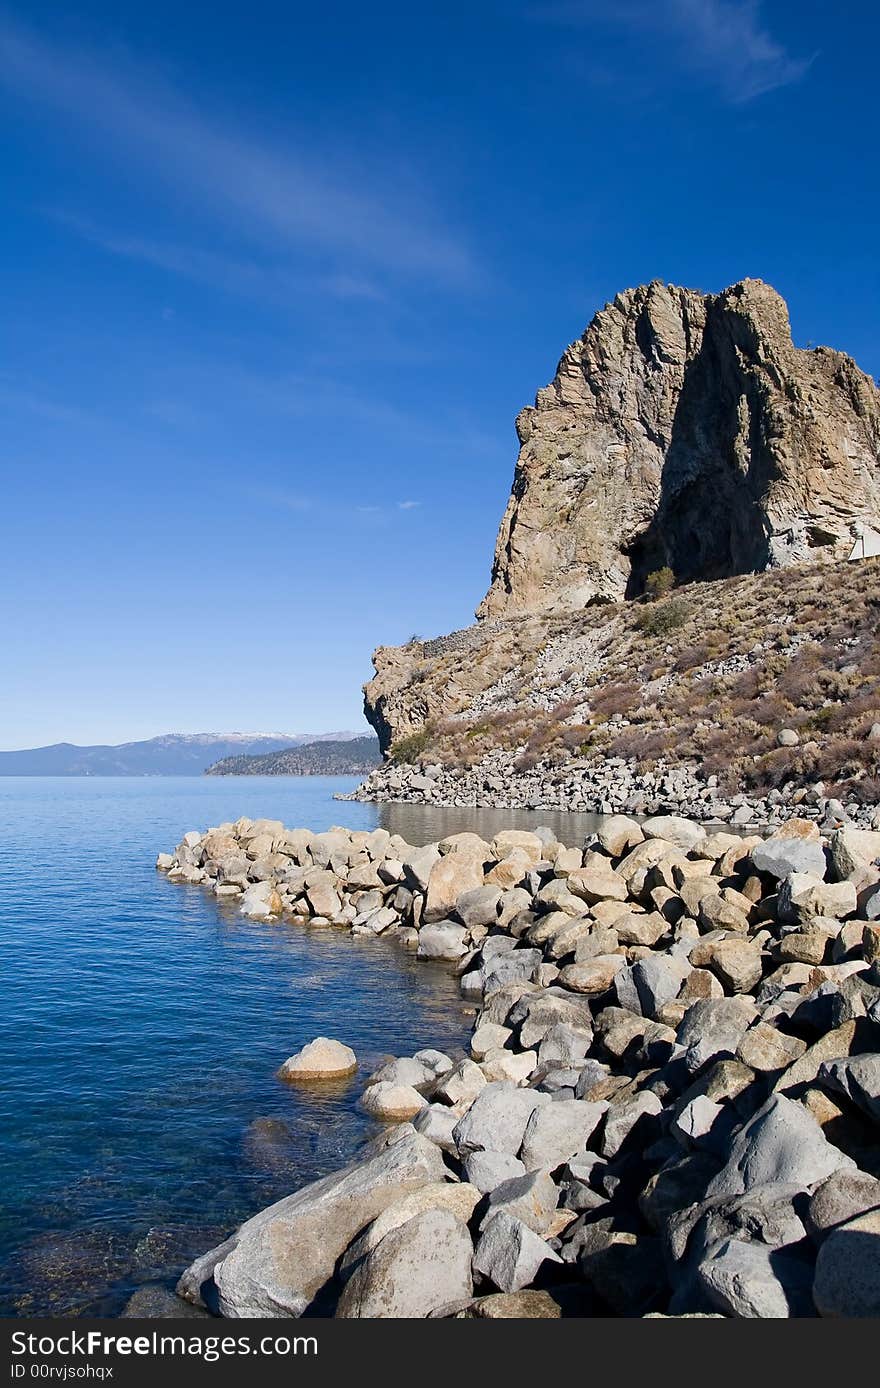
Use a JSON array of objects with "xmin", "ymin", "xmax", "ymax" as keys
[
  {"xmin": 0, "ymin": 777, "xmax": 480, "ymax": 1317},
  {"xmin": 0, "ymin": 777, "xmax": 605, "ymax": 1317}
]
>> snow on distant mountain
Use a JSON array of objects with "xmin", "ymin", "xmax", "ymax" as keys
[{"xmin": 0, "ymin": 731, "xmax": 366, "ymax": 776}]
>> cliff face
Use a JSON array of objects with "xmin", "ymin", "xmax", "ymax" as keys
[
  {"xmin": 478, "ymin": 279, "xmax": 880, "ymax": 617},
  {"xmin": 363, "ymin": 280, "xmax": 880, "ymax": 760}
]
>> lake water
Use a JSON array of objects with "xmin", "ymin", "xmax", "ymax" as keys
[{"xmin": 0, "ymin": 776, "xmax": 603, "ymax": 1316}]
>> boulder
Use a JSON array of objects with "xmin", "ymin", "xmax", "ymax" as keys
[
  {"xmin": 473, "ymin": 1212, "xmax": 561, "ymax": 1293},
  {"xmin": 630, "ymin": 954, "xmax": 692, "ymax": 1019},
  {"xmin": 277, "ymin": 1038, "xmax": 357, "ymax": 1082},
  {"xmin": 580, "ymin": 1232, "xmax": 666, "ymax": 1315},
  {"xmin": 336, "ymin": 1208, "xmax": 473, "ymax": 1318},
  {"xmin": 702, "ymin": 938, "xmax": 763, "ymax": 994},
  {"xmin": 512, "ymin": 991, "xmax": 593, "ymax": 1047},
  {"xmin": 240, "ymin": 881, "xmax": 283, "ymax": 919},
  {"xmin": 206, "ymin": 1126, "xmax": 446, "ymax": 1316},
  {"xmin": 677, "ymin": 998, "xmax": 756, "ymax": 1074},
  {"xmin": 467, "ymin": 1289, "xmax": 571, "ymax": 1318},
  {"xmin": 417, "ymin": 921, "xmax": 469, "ymax": 961},
  {"xmin": 615, "ymin": 912, "xmax": 669, "ymax": 946},
  {"xmin": 806, "ymin": 1170, "xmax": 880, "ymax": 1244},
  {"xmin": 594, "ymin": 815, "xmax": 644, "ymax": 857},
  {"xmin": 778, "ymin": 873, "xmax": 856, "ymax": 924},
  {"xmin": 452, "ymin": 1083, "xmax": 548, "ymax": 1157},
  {"xmin": 818, "ymin": 1054, "xmax": 880, "ymax": 1125},
  {"xmin": 706, "ymin": 1095, "xmax": 854, "ymax": 1200},
  {"xmin": 490, "ymin": 830, "xmax": 544, "ymax": 864},
  {"xmin": 642, "ymin": 816, "xmax": 707, "ymax": 853},
  {"xmin": 751, "ymin": 821, "xmax": 827, "ymax": 881},
  {"xmin": 402, "ymin": 845, "xmax": 441, "ymax": 892},
  {"xmin": 439, "ymin": 831, "xmax": 490, "ymax": 858},
  {"xmin": 536, "ymin": 1022, "xmax": 593, "ymax": 1070},
  {"xmin": 601, "ymin": 1091, "xmax": 663, "ymax": 1157},
  {"xmin": 480, "ymin": 1047, "xmax": 537, "ymax": 1085},
  {"xmin": 432, "ymin": 1058, "xmax": 487, "ymax": 1106},
  {"xmin": 360, "ymin": 1082, "xmax": 427, "ymax": 1121},
  {"xmin": 829, "ymin": 828, "xmax": 880, "ymax": 883},
  {"xmin": 696, "ymin": 1237, "xmax": 815, "ymax": 1318},
  {"xmin": 813, "ymin": 1208, "xmax": 880, "ymax": 1317},
  {"xmin": 338, "ymin": 1182, "xmax": 481, "ymax": 1281},
  {"xmin": 481, "ymin": 1169, "xmax": 559, "ymax": 1234},
  {"xmin": 366, "ymin": 1057, "xmax": 433, "ymax": 1090},
  {"xmin": 481, "ymin": 948, "xmax": 542, "ymax": 992},
  {"xmin": 559, "ymin": 955, "xmax": 626, "ymax": 995},
  {"xmin": 736, "ymin": 1023, "xmax": 806, "ymax": 1073},
  {"xmin": 412, "ymin": 1104, "xmax": 459, "ymax": 1153},
  {"xmin": 454, "ymin": 886, "xmax": 502, "ymax": 930},
  {"xmin": 470, "ymin": 1023, "xmax": 513, "ymax": 1060},
  {"xmin": 566, "ymin": 866, "xmax": 628, "ymax": 904},
  {"xmin": 464, "ymin": 1151, "xmax": 526, "ymax": 1194},
  {"xmin": 424, "ymin": 857, "xmax": 485, "ymax": 924},
  {"xmin": 520, "ymin": 1100, "xmax": 606, "ymax": 1172},
  {"xmin": 698, "ymin": 894, "xmax": 750, "ymax": 934}
]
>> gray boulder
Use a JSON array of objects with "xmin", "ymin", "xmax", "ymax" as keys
[
  {"xmin": 706, "ymin": 1095, "xmax": 854, "ymax": 1201},
  {"xmin": 464, "ymin": 1150, "xmax": 526, "ymax": 1194},
  {"xmin": 520, "ymin": 1100, "xmax": 606, "ymax": 1172},
  {"xmin": 818, "ymin": 1054, "xmax": 880, "ymax": 1125},
  {"xmin": 536, "ymin": 1022, "xmax": 593, "ymax": 1070},
  {"xmin": 677, "ymin": 998, "xmax": 756, "ymax": 1075},
  {"xmin": 601, "ymin": 1091, "xmax": 663, "ymax": 1158},
  {"xmin": 481, "ymin": 1169, "xmax": 559, "ymax": 1235},
  {"xmin": 632, "ymin": 954, "xmax": 692, "ymax": 1020},
  {"xmin": 751, "ymin": 826, "xmax": 826, "ymax": 881},
  {"xmin": 473, "ymin": 1212, "xmax": 562, "ymax": 1293},
  {"xmin": 402, "ymin": 845, "xmax": 441, "ymax": 893},
  {"xmin": 481, "ymin": 948, "xmax": 543, "ymax": 993},
  {"xmin": 412, "ymin": 1104, "xmax": 459, "ymax": 1153},
  {"xmin": 417, "ymin": 921, "xmax": 468, "ymax": 961},
  {"xmin": 806, "ymin": 1169, "xmax": 880, "ymax": 1244},
  {"xmin": 335, "ymin": 1208, "xmax": 473, "ymax": 1318},
  {"xmin": 207, "ymin": 1126, "xmax": 446, "ymax": 1316},
  {"xmin": 511, "ymin": 990, "xmax": 593, "ymax": 1048},
  {"xmin": 697, "ymin": 1237, "xmax": 815, "ymax": 1317},
  {"xmin": 455, "ymin": 886, "xmax": 501, "ymax": 930},
  {"xmin": 813, "ymin": 1209, "xmax": 880, "ymax": 1316},
  {"xmin": 452, "ymin": 1083, "xmax": 549, "ymax": 1157}
]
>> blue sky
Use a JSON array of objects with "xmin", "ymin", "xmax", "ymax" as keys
[{"xmin": 1, "ymin": 1, "xmax": 877, "ymax": 747}]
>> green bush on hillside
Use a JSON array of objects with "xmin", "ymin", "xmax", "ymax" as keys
[{"xmin": 644, "ymin": 566, "xmax": 676, "ymax": 601}]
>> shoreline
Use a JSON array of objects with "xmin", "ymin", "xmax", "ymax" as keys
[
  {"xmin": 159, "ymin": 809, "xmax": 880, "ymax": 1318},
  {"xmin": 340, "ymin": 756, "xmax": 880, "ymax": 832}
]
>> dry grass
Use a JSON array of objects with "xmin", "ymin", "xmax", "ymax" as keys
[{"xmin": 386, "ymin": 558, "xmax": 880, "ymax": 798}]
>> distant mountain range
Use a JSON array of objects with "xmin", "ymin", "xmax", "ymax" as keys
[
  {"xmin": 0, "ymin": 731, "xmax": 367, "ymax": 776},
  {"xmin": 205, "ymin": 736, "xmax": 381, "ymax": 777}
]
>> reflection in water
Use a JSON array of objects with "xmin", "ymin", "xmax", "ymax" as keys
[{"xmin": 375, "ymin": 801, "xmax": 608, "ymax": 847}]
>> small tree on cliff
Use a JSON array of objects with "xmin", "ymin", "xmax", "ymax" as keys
[{"xmin": 644, "ymin": 566, "xmax": 675, "ymax": 602}]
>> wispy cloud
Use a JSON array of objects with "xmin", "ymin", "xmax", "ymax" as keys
[
  {"xmin": 50, "ymin": 212, "xmax": 391, "ymax": 306},
  {"xmin": 0, "ymin": 16, "xmax": 476, "ymax": 286},
  {"xmin": 397, "ymin": 500, "xmax": 420, "ymax": 510},
  {"xmin": 534, "ymin": 0, "xmax": 812, "ymax": 103}
]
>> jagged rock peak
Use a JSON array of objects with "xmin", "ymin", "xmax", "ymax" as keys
[{"xmin": 477, "ymin": 278, "xmax": 880, "ymax": 619}]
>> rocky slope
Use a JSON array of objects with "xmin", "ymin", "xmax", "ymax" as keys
[
  {"xmin": 206, "ymin": 736, "xmax": 380, "ymax": 776},
  {"xmin": 358, "ymin": 559, "xmax": 880, "ymax": 823},
  {"xmin": 480, "ymin": 279, "xmax": 880, "ymax": 617},
  {"xmin": 160, "ymin": 813, "xmax": 880, "ymax": 1317}
]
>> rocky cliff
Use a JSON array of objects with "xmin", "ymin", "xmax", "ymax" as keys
[
  {"xmin": 361, "ymin": 281, "xmax": 880, "ymax": 814},
  {"xmin": 479, "ymin": 279, "xmax": 880, "ymax": 617}
]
